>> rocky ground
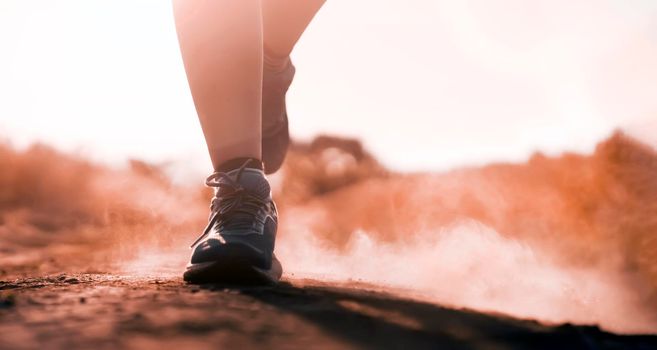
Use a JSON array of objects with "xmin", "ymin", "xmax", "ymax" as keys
[{"xmin": 1, "ymin": 273, "xmax": 656, "ymax": 349}]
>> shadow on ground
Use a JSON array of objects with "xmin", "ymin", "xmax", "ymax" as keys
[{"xmin": 1, "ymin": 274, "xmax": 655, "ymax": 349}]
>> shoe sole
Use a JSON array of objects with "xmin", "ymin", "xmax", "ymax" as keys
[{"xmin": 183, "ymin": 243, "xmax": 282, "ymax": 285}]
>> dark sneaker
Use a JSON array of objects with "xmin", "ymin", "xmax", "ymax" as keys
[
  {"xmin": 262, "ymin": 57, "xmax": 295, "ymax": 174},
  {"xmin": 184, "ymin": 159, "xmax": 282, "ymax": 284}
]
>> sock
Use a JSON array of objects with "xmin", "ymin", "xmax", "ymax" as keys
[{"xmin": 217, "ymin": 157, "xmax": 264, "ymax": 173}]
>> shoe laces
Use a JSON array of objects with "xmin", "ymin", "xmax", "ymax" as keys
[{"xmin": 190, "ymin": 160, "xmax": 269, "ymax": 248}]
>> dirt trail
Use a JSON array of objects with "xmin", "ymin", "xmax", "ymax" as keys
[{"xmin": 1, "ymin": 274, "xmax": 655, "ymax": 350}]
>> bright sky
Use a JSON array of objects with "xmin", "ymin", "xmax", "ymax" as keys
[{"xmin": 1, "ymin": 0, "xmax": 656, "ymax": 176}]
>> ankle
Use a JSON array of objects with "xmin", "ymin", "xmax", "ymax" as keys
[{"xmin": 216, "ymin": 157, "xmax": 264, "ymax": 173}]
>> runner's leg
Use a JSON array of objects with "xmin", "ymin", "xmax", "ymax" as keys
[
  {"xmin": 262, "ymin": 0, "xmax": 325, "ymax": 70},
  {"xmin": 173, "ymin": 0, "xmax": 263, "ymax": 170}
]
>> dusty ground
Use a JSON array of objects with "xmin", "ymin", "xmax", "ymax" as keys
[{"xmin": 1, "ymin": 273, "xmax": 656, "ymax": 350}]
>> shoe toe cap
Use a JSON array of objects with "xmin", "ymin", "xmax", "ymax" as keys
[
  {"xmin": 190, "ymin": 238, "xmax": 225, "ymax": 264},
  {"xmin": 190, "ymin": 237, "xmax": 269, "ymax": 268}
]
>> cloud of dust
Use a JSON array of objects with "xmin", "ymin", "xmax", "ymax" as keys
[
  {"xmin": 273, "ymin": 133, "xmax": 657, "ymax": 334},
  {"xmin": 0, "ymin": 142, "xmax": 204, "ymax": 276},
  {"xmin": 278, "ymin": 213, "xmax": 655, "ymax": 334},
  {"xmin": 1, "ymin": 132, "xmax": 656, "ymax": 334}
]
